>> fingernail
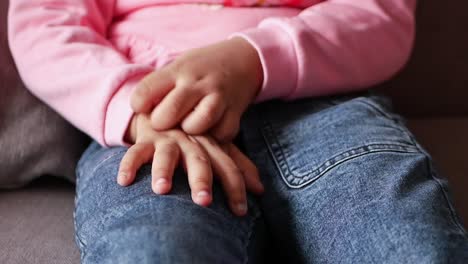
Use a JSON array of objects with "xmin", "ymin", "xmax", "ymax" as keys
[
  {"xmin": 196, "ymin": 191, "xmax": 211, "ymax": 205},
  {"xmin": 153, "ymin": 178, "xmax": 169, "ymax": 194},
  {"xmin": 197, "ymin": 191, "xmax": 210, "ymax": 198},
  {"xmin": 117, "ymin": 172, "xmax": 128, "ymax": 185},
  {"xmin": 236, "ymin": 203, "xmax": 247, "ymax": 215},
  {"xmin": 156, "ymin": 178, "xmax": 168, "ymax": 186}
]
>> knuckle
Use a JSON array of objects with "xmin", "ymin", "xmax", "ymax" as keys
[
  {"xmin": 159, "ymin": 137, "xmax": 178, "ymax": 146},
  {"xmin": 190, "ymin": 174, "xmax": 210, "ymax": 185},
  {"xmin": 214, "ymin": 126, "xmax": 238, "ymax": 143},
  {"xmin": 125, "ymin": 148, "xmax": 140, "ymax": 157},
  {"xmin": 225, "ymin": 166, "xmax": 243, "ymax": 178},
  {"xmin": 183, "ymin": 80, "xmax": 200, "ymax": 90},
  {"xmin": 205, "ymin": 96, "xmax": 223, "ymax": 113},
  {"xmin": 189, "ymin": 87, "xmax": 205, "ymax": 99},
  {"xmin": 202, "ymin": 77, "xmax": 220, "ymax": 91},
  {"xmin": 228, "ymin": 192, "xmax": 246, "ymax": 204},
  {"xmin": 167, "ymin": 130, "xmax": 185, "ymax": 140},
  {"xmin": 164, "ymin": 104, "xmax": 180, "ymax": 118},
  {"xmin": 212, "ymin": 71, "xmax": 228, "ymax": 83},
  {"xmin": 197, "ymin": 107, "xmax": 218, "ymax": 125},
  {"xmin": 159, "ymin": 147, "xmax": 179, "ymax": 157},
  {"xmin": 158, "ymin": 143, "xmax": 179, "ymax": 156},
  {"xmin": 152, "ymin": 167, "xmax": 172, "ymax": 177},
  {"xmin": 127, "ymin": 144, "xmax": 147, "ymax": 155},
  {"xmin": 176, "ymin": 77, "xmax": 197, "ymax": 91},
  {"xmin": 189, "ymin": 154, "xmax": 210, "ymax": 164}
]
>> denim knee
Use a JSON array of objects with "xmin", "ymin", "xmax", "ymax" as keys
[{"xmin": 75, "ymin": 142, "xmax": 264, "ymax": 264}]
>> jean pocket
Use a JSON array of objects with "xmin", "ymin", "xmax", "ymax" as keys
[{"xmin": 259, "ymin": 95, "xmax": 420, "ymax": 188}]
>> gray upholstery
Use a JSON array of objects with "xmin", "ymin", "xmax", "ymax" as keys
[{"xmin": 0, "ymin": 179, "xmax": 80, "ymax": 264}]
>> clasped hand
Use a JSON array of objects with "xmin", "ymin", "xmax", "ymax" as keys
[{"xmin": 119, "ymin": 37, "xmax": 264, "ymax": 216}]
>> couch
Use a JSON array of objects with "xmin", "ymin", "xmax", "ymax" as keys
[{"xmin": 1, "ymin": 0, "xmax": 467, "ymax": 263}]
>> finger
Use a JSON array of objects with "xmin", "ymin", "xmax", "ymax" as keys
[
  {"xmin": 150, "ymin": 85, "xmax": 203, "ymax": 131},
  {"xmin": 177, "ymin": 135, "xmax": 213, "ymax": 207},
  {"xmin": 181, "ymin": 93, "xmax": 226, "ymax": 135},
  {"xmin": 227, "ymin": 144, "xmax": 264, "ymax": 195},
  {"xmin": 118, "ymin": 143, "xmax": 155, "ymax": 186},
  {"xmin": 210, "ymin": 110, "xmax": 240, "ymax": 143},
  {"xmin": 193, "ymin": 136, "xmax": 248, "ymax": 216},
  {"xmin": 131, "ymin": 70, "xmax": 175, "ymax": 113},
  {"xmin": 151, "ymin": 140, "xmax": 180, "ymax": 194}
]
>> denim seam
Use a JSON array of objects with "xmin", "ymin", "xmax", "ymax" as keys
[
  {"xmin": 73, "ymin": 207, "xmax": 88, "ymax": 250},
  {"xmin": 262, "ymin": 122, "xmax": 419, "ymax": 189},
  {"xmin": 73, "ymin": 169, "xmax": 88, "ymax": 261},
  {"xmin": 423, "ymin": 156, "xmax": 468, "ymax": 239},
  {"xmin": 392, "ymin": 118, "xmax": 468, "ymax": 239},
  {"xmin": 241, "ymin": 208, "xmax": 261, "ymax": 264},
  {"xmin": 354, "ymin": 97, "xmax": 413, "ymax": 137},
  {"xmin": 278, "ymin": 147, "xmax": 419, "ymax": 189},
  {"xmin": 74, "ymin": 149, "xmax": 126, "ymax": 256}
]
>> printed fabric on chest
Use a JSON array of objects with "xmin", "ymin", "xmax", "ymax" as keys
[{"xmin": 130, "ymin": 0, "xmax": 325, "ymax": 8}]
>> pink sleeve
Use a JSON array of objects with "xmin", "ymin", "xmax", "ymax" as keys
[
  {"xmin": 231, "ymin": 0, "xmax": 417, "ymax": 102},
  {"xmin": 8, "ymin": 0, "xmax": 154, "ymax": 147}
]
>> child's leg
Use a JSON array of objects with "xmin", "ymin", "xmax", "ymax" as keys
[
  {"xmin": 240, "ymin": 92, "xmax": 468, "ymax": 263},
  {"xmin": 73, "ymin": 142, "xmax": 265, "ymax": 264}
]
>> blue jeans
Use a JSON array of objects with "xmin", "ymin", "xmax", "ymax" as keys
[{"xmin": 74, "ymin": 92, "xmax": 468, "ymax": 263}]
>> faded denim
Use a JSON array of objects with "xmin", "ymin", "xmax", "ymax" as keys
[{"xmin": 74, "ymin": 92, "xmax": 468, "ymax": 263}]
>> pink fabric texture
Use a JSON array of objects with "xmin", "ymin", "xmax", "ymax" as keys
[{"xmin": 8, "ymin": 0, "xmax": 417, "ymax": 147}]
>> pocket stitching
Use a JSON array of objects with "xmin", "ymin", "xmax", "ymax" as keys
[{"xmin": 262, "ymin": 122, "xmax": 420, "ymax": 189}]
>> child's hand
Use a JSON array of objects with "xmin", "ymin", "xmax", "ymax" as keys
[
  {"xmin": 130, "ymin": 37, "xmax": 263, "ymax": 143},
  {"xmin": 118, "ymin": 114, "xmax": 264, "ymax": 216}
]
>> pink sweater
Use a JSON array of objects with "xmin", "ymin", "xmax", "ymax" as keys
[{"xmin": 8, "ymin": 0, "xmax": 417, "ymax": 147}]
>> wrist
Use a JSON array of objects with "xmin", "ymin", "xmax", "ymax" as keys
[{"xmin": 230, "ymin": 37, "xmax": 264, "ymax": 95}]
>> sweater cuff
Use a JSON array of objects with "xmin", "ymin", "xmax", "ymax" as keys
[
  {"xmin": 104, "ymin": 75, "xmax": 144, "ymax": 147},
  {"xmin": 230, "ymin": 24, "xmax": 298, "ymax": 102}
]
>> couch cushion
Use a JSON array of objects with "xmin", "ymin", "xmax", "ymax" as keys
[{"xmin": 0, "ymin": 178, "xmax": 80, "ymax": 264}]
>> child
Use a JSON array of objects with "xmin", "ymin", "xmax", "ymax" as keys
[{"xmin": 8, "ymin": 0, "xmax": 468, "ymax": 263}]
